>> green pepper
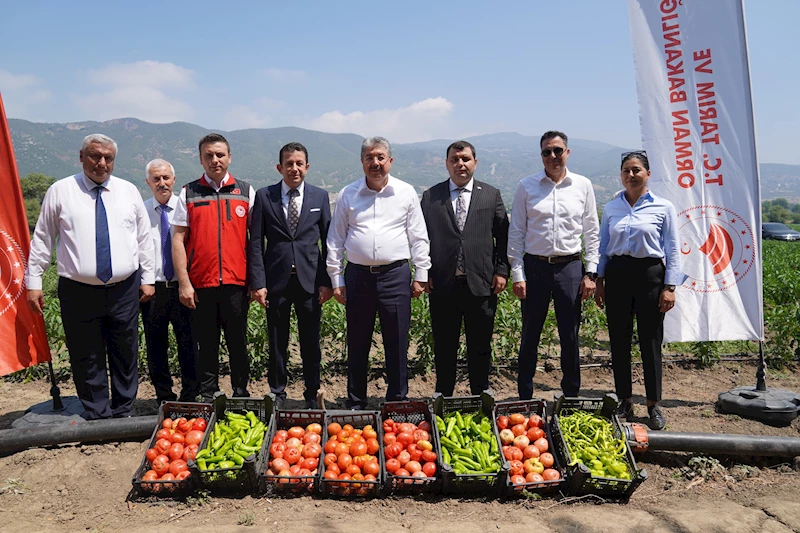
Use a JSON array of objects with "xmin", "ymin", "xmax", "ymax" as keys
[{"xmin": 217, "ymin": 460, "xmax": 236, "ymax": 469}]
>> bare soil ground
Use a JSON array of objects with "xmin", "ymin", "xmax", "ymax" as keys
[{"xmin": 1, "ymin": 358, "xmax": 799, "ymax": 533}]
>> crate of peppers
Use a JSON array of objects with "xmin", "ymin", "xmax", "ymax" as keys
[{"xmin": 550, "ymin": 394, "xmax": 647, "ymax": 498}]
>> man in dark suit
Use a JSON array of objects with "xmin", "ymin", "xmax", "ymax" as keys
[
  {"xmin": 249, "ymin": 142, "xmax": 333, "ymax": 409},
  {"xmin": 421, "ymin": 140, "xmax": 510, "ymax": 396}
]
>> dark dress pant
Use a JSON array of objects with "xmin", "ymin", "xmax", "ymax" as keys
[
  {"xmin": 604, "ymin": 256, "xmax": 665, "ymax": 402},
  {"xmin": 194, "ymin": 284, "xmax": 250, "ymax": 400},
  {"xmin": 344, "ymin": 262, "xmax": 411, "ymax": 409},
  {"xmin": 266, "ymin": 274, "xmax": 322, "ymax": 403},
  {"xmin": 59, "ymin": 271, "xmax": 140, "ymax": 420},
  {"xmin": 140, "ymin": 282, "xmax": 199, "ymax": 403},
  {"xmin": 518, "ymin": 256, "xmax": 583, "ymax": 399},
  {"xmin": 430, "ymin": 277, "xmax": 496, "ymax": 396}
]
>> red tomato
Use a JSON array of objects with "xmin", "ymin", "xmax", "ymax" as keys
[
  {"xmin": 363, "ymin": 460, "xmax": 380, "ymax": 477},
  {"xmin": 301, "ymin": 457, "xmax": 319, "ymax": 471},
  {"xmin": 366, "ymin": 437, "xmax": 380, "ymax": 455},
  {"xmin": 413, "ymin": 429, "xmax": 429, "ymax": 442},
  {"xmin": 160, "ymin": 472, "xmax": 176, "ymax": 491},
  {"xmin": 297, "ymin": 468, "xmax": 312, "ymax": 477},
  {"xmin": 509, "ymin": 413, "xmax": 527, "ymax": 426},
  {"xmin": 421, "ymin": 449, "xmax": 437, "ymax": 463},
  {"xmin": 270, "ymin": 441, "xmax": 287, "ymax": 458},
  {"xmin": 155, "ymin": 439, "xmax": 172, "ymax": 455},
  {"xmin": 285, "ymin": 437, "xmax": 303, "ymax": 449},
  {"xmin": 509, "ymin": 460, "xmax": 524, "ymax": 477},
  {"xmin": 523, "ymin": 445, "xmax": 540, "ymax": 459},
  {"xmin": 145, "ymin": 448, "xmax": 159, "ymax": 463},
  {"xmin": 323, "ymin": 470, "xmax": 338, "ymax": 482},
  {"xmin": 168, "ymin": 442, "xmax": 185, "ymax": 461},
  {"xmin": 327, "ymin": 423, "xmax": 342, "ymax": 436},
  {"xmin": 303, "ymin": 442, "xmax": 322, "ymax": 458},
  {"xmin": 169, "ymin": 432, "xmax": 185, "ymax": 445},
  {"xmin": 337, "ymin": 453, "xmax": 353, "ymax": 471},
  {"xmin": 192, "ymin": 418, "xmax": 207, "ymax": 432},
  {"xmin": 542, "ymin": 468, "xmax": 560, "ymax": 481},
  {"xmin": 527, "ymin": 427, "xmax": 545, "ymax": 442},
  {"xmin": 185, "ymin": 430, "xmax": 204, "ymax": 446},
  {"xmin": 384, "ymin": 443, "xmax": 403, "ymax": 459},
  {"xmin": 397, "ymin": 450, "xmax": 411, "ymax": 466},
  {"xmin": 162, "ymin": 419, "xmax": 173, "ymax": 429},
  {"xmin": 496, "ymin": 416, "xmax": 510, "ymax": 430},
  {"xmin": 385, "ymin": 458, "xmax": 401, "ymax": 474},
  {"xmin": 528, "ymin": 414, "xmax": 543, "ymax": 429},
  {"xmin": 306, "ymin": 423, "xmax": 322, "ymax": 435},
  {"xmin": 284, "ymin": 447, "xmax": 302, "ymax": 465},
  {"xmin": 503, "ymin": 446, "xmax": 523, "ymax": 462},
  {"xmin": 289, "ymin": 464, "xmax": 302, "ymax": 475},
  {"xmin": 271, "ymin": 458, "xmax": 290, "ymax": 472},
  {"xmin": 169, "ymin": 459, "xmax": 188, "ymax": 476},
  {"xmin": 539, "ymin": 452, "xmax": 555, "ymax": 468},
  {"xmin": 396, "ymin": 432, "xmax": 415, "ymax": 447},
  {"xmin": 417, "ymin": 420, "xmax": 432, "ymax": 433},
  {"xmin": 156, "ymin": 428, "xmax": 171, "ymax": 441},
  {"xmin": 323, "ymin": 453, "xmax": 338, "ymax": 467},
  {"xmin": 382, "ymin": 419, "xmax": 395, "ymax": 435},
  {"xmin": 397, "ymin": 422, "xmax": 415, "ymax": 434},
  {"xmin": 346, "ymin": 464, "xmax": 361, "ymax": 476},
  {"xmin": 533, "ymin": 438, "xmax": 549, "ymax": 454},
  {"xmin": 323, "ymin": 439, "xmax": 337, "ymax": 455},
  {"xmin": 405, "ymin": 460, "xmax": 422, "ymax": 474},
  {"xmin": 326, "ymin": 463, "xmax": 340, "ymax": 476},
  {"xmin": 511, "ymin": 424, "xmax": 526, "ymax": 437},
  {"xmin": 274, "ymin": 430, "xmax": 288, "ymax": 443},
  {"xmin": 422, "ymin": 461, "xmax": 437, "ymax": 477},
  {"xmin": 176, "ymin": 418, "xmax": 192, "ymax": 434},
  {"xmin": 526, "ymin": 472, "xmax": 544, "ymax": 483},
  {"xmin": 152, "ymin": 455, "xmax": 170, "ymax": 475},
  {"xmin": 287, "ymin": 426, "xmax": 305, "ymax": 439},
  {"xmin": 395, "ymin": 468, "xmax": 410, "ymax": 477},
  {"xmin": 350, "ymin": 441, "xmax": 367, "ymax": 457},
  {"xmin": 333, "ymin": 442, "xmax": 348, "ymax": 456},
  {"xmin": 511, "ymin": 474, "xmax": 526, "ymax": 485},
  {"xmin": 362, "ymin": 425, "xmax": 377, "ymax": 440},
  {"xmin": 176, "ymin": 470, "xmax": 192, "ymax": 481},
  {"xmin": 183, "ymin": 444, "xmax": 199, "ymax": 462},
  {"xmin": 302, "ymin": 432, "xmax": 321, "ymax": 445},
  {"xmin": 407, "ymin": 445, "xmax": 423, "ymax": 462},
  {"xmin": 342, "ymin": 424, "xmax": 354, "ymax": 433},
  {"xmin": 383, "ymin": 433, "xmax": 397, "ymax": 446}
]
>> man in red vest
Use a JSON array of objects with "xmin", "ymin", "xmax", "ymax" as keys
[{"xmin": 172, "ymin": 133, "xmax": 255, "ymax": 400}]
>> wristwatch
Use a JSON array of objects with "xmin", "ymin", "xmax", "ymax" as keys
[
  {"xmin": 585, "ymin": 272, "xmax": 598, "ymax": 281},
  {"xmin": 664, "ymin": 285, "xmax": 676, "ymax": 292}
]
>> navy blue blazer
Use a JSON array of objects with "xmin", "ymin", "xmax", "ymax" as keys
[{"xmin": 248, "ymin": 181, "xmax": 332, "ymax": 296}]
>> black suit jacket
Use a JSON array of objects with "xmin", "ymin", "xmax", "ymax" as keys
[
  {"xmin": 421, "ymin": 179, "xmax": 510, "ymax": 297},
  {"xmin": 249, "ymin": 181, "xmax": 332, "ymax": 296}
]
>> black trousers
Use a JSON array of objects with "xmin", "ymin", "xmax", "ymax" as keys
[
  {"xmin": 59, "ymin": 272, "xmax": 140, "ymax": 420},
  {"xmin": 430, "ymin": 277, "xmax": 496, "ymax": 396},
  {"xmin": 266, "ymin": 274, "xmax": 322, "ymax": 402},
  {"xmin": 518, "ymin": 256, "xmax": 583, "ymax": 399},
  {"xmin": 194, "ymin": 284, "xmax": 250, "ymax": 400},
  {"xmin": 140, "ymin": 282, "xmax": 199, "ymax": 403},
  {"xmin": 344, "ymin": 262, "xmax": 411, "ymax": 409},
  {"xmin": 604, "ymin": 256, "xmax": 665, "ymax": 402}
]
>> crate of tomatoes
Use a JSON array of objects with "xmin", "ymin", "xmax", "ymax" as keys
[
  {"xmin": 432, "ymin": 392, "xmax": 509, "ymax": 496},
  {"xmin": 550, "ymin": 394, "xmax": 647, "ymax": 498},
  {"xmin": 380, "ymin": 401, "xmax": 442, "ymax": 494},
  {"xmin": 259, "ymin": 409, "xmax": 325, "ymax": 495},
  {"xmin": 319, "ymin": 411, "xmax": 384, "ymax": 498},
  {"xmin": 494, "ymin": 399, "xmax": 567, "ymax": 497},
  {"xmin": 189, "ymin": 394, "xmax": 274, "ymax": 493},
  {"xmin": 131, "ymin": 401, "xmax": 213, "ymax": 497}
]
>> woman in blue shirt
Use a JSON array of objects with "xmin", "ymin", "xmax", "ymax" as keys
[{"xmin": 595, "ymin": 151, "xmax": 681, "ymax": 430}]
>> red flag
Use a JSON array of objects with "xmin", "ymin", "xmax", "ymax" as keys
[{"xmin": 0, "ymin": 93, "xmax": 51, "ymax": 376}]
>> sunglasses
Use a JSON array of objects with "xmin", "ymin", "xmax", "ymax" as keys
[
  {"xmin": 621, "ymin": 149, "xmax": 647, "ymax": 162},
  {"xmin": 541, "ymin": 147, "xmax": 566, "ymax": 158}
]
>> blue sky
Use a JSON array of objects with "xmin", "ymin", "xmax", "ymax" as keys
[{"xmin": 1, "ymin": 0, "xmax": 798, "ymax": 163}]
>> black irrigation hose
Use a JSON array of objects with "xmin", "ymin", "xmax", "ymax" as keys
[{"xmin": 623, "ymin": 424, "xmax": 800, "ymax": 457}]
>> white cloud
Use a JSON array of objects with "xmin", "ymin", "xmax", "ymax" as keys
[
  {"xmin": 309, "ymin": 97, "xmax": 455, "ymax": 143},
  {"xmin": 222, "ymin": 98, "xmax": 287, "ymax": 130},
  {"xmin": 0, "ymin": 70, "xmax": 51, "ymax": 117},
  {"xmin": 264, "ymin": 67, "xmax": 306, "ymax": 81},
  {"xmin": 73, "ymin": 61, "xmax": 195, "ymax": 123}
]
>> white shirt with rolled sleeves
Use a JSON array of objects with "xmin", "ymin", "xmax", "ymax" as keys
[
  {"xmin": 144, "ymin": 194, "xmax": 179, "ymax": 283},
  {"xmin": 172, "ymin": 173, "xmax": 256, "ymax": 227},
  {"xmin": 326, "ymin": 175, "xmax": 431, "ymax": 289},
  {"xmin": 26, "ymin": 172, "xmax": 155, "ymax": 289},
  {"xmin": 507, "ymin": 169, "xmax": 600, "ymax": 283}
]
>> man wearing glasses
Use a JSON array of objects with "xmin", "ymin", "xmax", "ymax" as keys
[
  {"xmin": 508, "ymin": 130, "xmax": 599, "ymax": 400},
  {"xmin": 326, "ymin": 136, "xmax": 430, "ymax": 410}
]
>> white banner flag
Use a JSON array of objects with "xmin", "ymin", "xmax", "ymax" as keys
[{"xmin": 627, "ymin": 0, "xmax": 763, "ymax": 341}]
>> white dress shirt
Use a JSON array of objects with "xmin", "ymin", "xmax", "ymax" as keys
[
  {"xmin": 449, "ymin": 177, "xmax": 473, "ymax": 214},
  {"xmin": 326, "ymin": 175, "xmax": 431, "ymax": 288},
  {"xmin": 145, "ymin": 194, "xmax": 179, "ymax": 282},
  {"xmin": 508, "ymin": 168, "xmax": 600, "ymax": 283},
  {"xmin": 26, "ymin": 173, "xmax": 155, "ymax": 288},
  {"xmin": 281, "ymin": 180, "xmax": 305, "ymax": 220},
  {"xmin": 172, "ymin": 173, "xmax": 256, "ymax": 227}
]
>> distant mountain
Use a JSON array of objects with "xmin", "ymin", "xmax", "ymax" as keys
[{"xmin": 9, "ymin": 118, "xmax": 800, "ymax": 206}]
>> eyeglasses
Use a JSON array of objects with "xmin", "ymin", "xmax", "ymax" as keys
[
  {"xmin": 541, "ymin": 147, "xmax": 566, "ymax": 158},
  {"xmin": 621, "ymin": 150, "xmax": 647, "ymax": 162}
]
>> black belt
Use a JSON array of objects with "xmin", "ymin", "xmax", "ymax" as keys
[
  {"xmin": 349, "ymin": 259, "xmax": 407, "ymax": 274},
  {"xmin": 526, "ymin": 252, "xmax": 581, "ymax": 264},
  {"xmin": 155, "ymin": 280, "xmax": 178, "ymax": 289}
]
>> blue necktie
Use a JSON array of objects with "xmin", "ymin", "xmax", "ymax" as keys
[
  {"xmin": 95, "ymin": 186, "xmax": 113, "ymax": 283},
  {"xmin": 160, "ymin": 205, "xmax": 174, "ymax": 280}
]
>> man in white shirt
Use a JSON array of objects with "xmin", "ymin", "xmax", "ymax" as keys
[
  {"xmin": 508, "ymin": 130, "xmax": 599, "ymax": 399},
  {"xmin": 26, "ymin": 134, "xmax": 155, "ymax": 419},
  {"xmin": 141, "ymin": 159, "xmax": 199, "ymax": 404},
  {"xmin": 327, "ymin": 136, "xmax": 431, "ymax": 409}
]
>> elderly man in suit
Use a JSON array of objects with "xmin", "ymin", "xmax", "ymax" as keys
[
  {"xmin": 249, "ymin": 142, "xmax": 333, "ymax": 409},
  {"xmin": 421, "ymin": 140, "xmax": 510, "ymax": 396}
]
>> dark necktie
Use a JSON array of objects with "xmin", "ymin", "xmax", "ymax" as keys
[
  {"xmin": 288, "ymin": 188, "xmax": 300, "ymax": 235},
  {"xmin": 95, "ymin": 186, "xmax": 113, "ymax": 283},
  {"xmin": 160, "ymin": 205, "xmax": 174, "ymax": 280},
  {"xmin": 456, "ymin": 187, "xmax": 467, "ymax": 273}
]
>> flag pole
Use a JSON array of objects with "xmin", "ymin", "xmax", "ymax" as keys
[{"xmin": 47, "ymin": 360, "xmax": 64, "ymax": 411}]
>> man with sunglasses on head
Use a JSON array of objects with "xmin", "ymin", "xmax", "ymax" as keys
[{"xmin": 508, "ymin": 130, "xmax": 599, "ymax": 400}]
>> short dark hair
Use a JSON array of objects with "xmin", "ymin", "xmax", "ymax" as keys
[
  {"xmin": 540, "ymin": 130, "xmax": 568, "ymax": 148},
  {"xmin": 446, "ymin": 140, "xmax": 476, "ymax": 159},
  {"xmin": 198, "ymin": 133, "xmax": 230, "ymax": 154},
  {"xmin": 621, "ymin": 150, "xmax": 650, "ymax": 171},
  {"xmin": 279, "ymin": 142, "xmax": 309, "ymax": 165}
]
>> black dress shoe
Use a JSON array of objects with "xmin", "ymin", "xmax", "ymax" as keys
[
  {"xmin": 616, "ymin": 399, "xmax": 634, "ymax": 420},
  {"xmin": 648, "ymin": 404, "xmax": 666, "ymax": 430},
  {"xmin": 275, "ymin": 396, "xmax": 286, "ymax": 410}
]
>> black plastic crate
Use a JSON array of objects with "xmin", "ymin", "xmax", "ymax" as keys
[
  {"xmin": 380, "ymin": 401, "xmax": 442, "ymax": 495},
  {"xmin": 431, "ymin": 392, "xmax": 508, "ymax": 496},
  {"xmin": 550, "ymin": 394, "xmax": 647, "ymax": 498},
  {"xmin": 189, "ymin": 395, "xmax": 274, "ymax": 494},
  {"xmin": 319, "ymin": 411, "xmax": 385, "ymax": 498},
  {"xmin": 494, "ymin": 399, "xmax": 568, "ymax": 497},
  {"xmin": 259, "ymin": 409, "xmax": 326, "ymax": 496},
  {"xmin": 131, "ymin": 401, "xmax": 214, "ymax": 498}
]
